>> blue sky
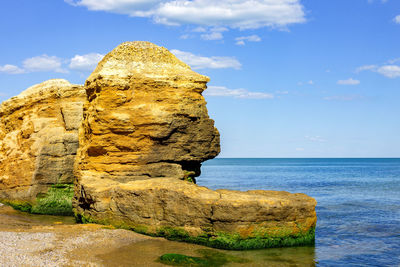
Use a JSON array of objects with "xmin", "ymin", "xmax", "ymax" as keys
[{"xmin": 0, "ymin": 0, "xmax": 399, "ymax": 157}]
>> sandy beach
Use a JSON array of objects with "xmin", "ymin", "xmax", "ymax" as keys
[{"xmin": 0, "ymin": 203, "xmax": 159, "ymax": 266}]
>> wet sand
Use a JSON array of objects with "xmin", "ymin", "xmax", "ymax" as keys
[{"xmin": 0, "ymin": 203, "xmax": 316, "ymax": 266}]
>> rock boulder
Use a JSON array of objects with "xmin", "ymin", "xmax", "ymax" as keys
[
  {"xmin": 76, "ymin": 177, "xmax": 316, "ymax": 249},
  {"xmin": 74, "ymin": 41, "xmax": 220, "ymax": 185},
  {"xmin": 0, "ymin": 79, "xmax": 85, "ymax": 213}
]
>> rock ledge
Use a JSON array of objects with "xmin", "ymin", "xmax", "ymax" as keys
[{"xmin": 75, "ymin": 177, "xmax": 316, "ymax": 250}]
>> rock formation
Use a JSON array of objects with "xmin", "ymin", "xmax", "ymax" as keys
[
  {"xmin": 73, "ymin": 42, "xmax": 317, "ymax": 249},
  {"xmin": 0, "ymin": 79, "xmax": 85, "ymax": 213},
  {"xmin": 0, "ymin": 41, "xmax": 317, "ymax": 249},
  {"xmin": 74, "ymin": 41, "xmax": 220, "ymax": 184}
]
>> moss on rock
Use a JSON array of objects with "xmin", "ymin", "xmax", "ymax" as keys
[
  {"xmin": 1, "ymin": 184, "xmax": 74, "ymax": 216},
  {"xmin": 159, "ymin": 254, "xmax": 208, "ymax": 266},
  {"xmin": 75, "ymin": 212, "xmax": 315, "ymax": 250},
  {"xmin": 155, "ymin": 226, "xmax": 315, "ymax": 250},
  {"xmin": 31, "ymin": 184, "xmax": 74, "ymax": 216},
  {"xmin": 158, "ymin": 249, "xmax": 250, "ymax": 266},
  {"xmin": 0, "ymin": 199, "xmax": 32, "ymax": 213}
]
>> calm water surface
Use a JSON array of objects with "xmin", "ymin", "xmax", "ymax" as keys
[
  {"xmin": 198, "ymin": 158, "xmax": 400, "ymax": 266},
  {"xmin": 2, "ymin": 158, "xmax": 398, "ymax": 266}
]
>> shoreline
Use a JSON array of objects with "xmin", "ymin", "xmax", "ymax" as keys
[
  {"xmin": 0, "ymin": 204, "xmax": 155, "ymax": 266},
  {"xmin": 0, "ymin": 203, "xmax": 317, "ymax": 266}
]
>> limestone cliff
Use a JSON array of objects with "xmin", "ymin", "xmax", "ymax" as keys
[
  {"xmin": 75, "ymin": 41, "xmax": 220, "ymax": 184},
  {"xmin": 0, "ymin": 79, "xmax": 85, "ymax": 209},
  {"xmin": 73, "ymin": 42, "xmax": 316, "ymax": 250}
]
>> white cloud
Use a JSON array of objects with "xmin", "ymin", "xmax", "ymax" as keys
[
  {"xmin": 305, "ymin": 135, "xmax": 326, "ymax": 142},
  {"xmin": 355, "ymin": 65, "xmax": 377, "ymax": 73},
  {"xmin": 298, "ymin": 80, "xmax": 314, "ymax": 85},
  {"xmin": 368, "ymin": 0, "xmax": 388, "ymax": 3},
  {"xmin": 66, "ymin": 0, "xmax": 306, "ymax": 30},
  {"xmin": 23, "ymin": 55, "xmax": 67, "ymax": 73},
  {"xmin": 171, "ymin": 49, "xmax": 241, "ymax": 70},
  {"xmin": 65, "ymin": 0, "xmax": 161, "ymax": 15},
  {"xmin": 376, "ymin": 65, "xmax": 400, "ymax": 78},
  {"xmin": 235, "ymin": 35, "xmax": 261, "ymax": 45},
  {"xmin": 69, "ymin": 53, "xmax": 104, "ymax": 72},
  {"xmin": 1, "ymin": 53, "xmax": 105, "ymax": 75},
  {"xmin": 323, "ymin": 95, "xmax": 363, "ymax": 101},
  {"xmin": 192, "ymin": 26, "xmax": 207, "ymax": 32},
  {"xmin": 1, "ymin": 55, "xmax": 66, "ymax": 74},
  {"xmin": 205, "ymin": 85, "xmax": 274, "ymax": 99},
  {"xmin": 210, "ymin": 27, "xmax": 228, "ymax": 32},
  {"xmin": 395, "ymin": 15, "xmax": 400, "ymax": 24},
  {"xmin": 337, "ymin": 78, "xmax": 360, "ymax": 85},
  {"xmin": 0, "ymin": 64, "xmax": 25, "ymax": 74},
  {"xmin": 200, "ymin": 27, "xmax": 228, "ymax": 40},
  {"xmin": 201, "ymin": 31, "xmax": 223, "ymax": 40},
  {"xmin": 356, "ymin": 62, "xmax": 400, "ymax": 78},
  {"xmin": 387, "ymin": 58, "xmax": 400, "ymax": 64},
  {"xmin": 295, "ymin": 147, "xmax": 304, "ymax": 151},
  {"xmin": 180, "ymin": 34, "xmax": 191, "ymax": 39}
]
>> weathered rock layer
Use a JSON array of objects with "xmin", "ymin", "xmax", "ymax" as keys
[
  {"xmin": 76, "ymin": 177, "xmax": 316, "ymax": 249},
  {"xmin": 74, "ymin": 41, "xmax": 220, "ymax": 184},
  {"xmin": 0, "ymin": 79, "xmax": 85, "ymax": 209},
  {"xmin": 73, "ymin": 41, "xmax": 317, "ymax": 249}
]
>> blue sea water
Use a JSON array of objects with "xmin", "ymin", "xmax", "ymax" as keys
[{"xmin": 198, "ymin": 158, "xmax": 400, "ymax": 267}]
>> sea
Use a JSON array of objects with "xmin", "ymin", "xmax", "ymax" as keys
[
  {"xmin": 1, "ymin": 158, "xmax": 399, "ymax": 266},
  {"xmin": 198, "ymin": 158, "xmax": 400, "ymax": 267}
]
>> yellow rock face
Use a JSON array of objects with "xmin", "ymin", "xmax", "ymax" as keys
[
  {"xmin": 73, "ymin": 42, "xmax": 316, "ymax": 250},
  {"xmin": 0, "ymin": 79, "xmax": 85, "ymax": 202},
  {"xmin": 74, "ymin": 41, "xmax": 220, "ymax": 185},
  {"xmin": 77, "ymin": 177, "xmax": 316, "ymax": 241}
]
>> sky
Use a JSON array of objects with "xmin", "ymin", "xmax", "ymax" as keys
[{"xmin": 0, "ymin": 0, "xmax": 399, "ymax": 158}]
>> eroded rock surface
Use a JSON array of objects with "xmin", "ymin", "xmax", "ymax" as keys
[
  {"xmin": 77, "ymin": 177, "xmax": 317, "ymax": 249},
  {"xmin": 74, "ymin": 41, "xmax": 220, "ymax": 186},
  {"xmin": 74, "ymin": 42, "xmax": 316, "ymax": 249},
  {"xmin": 0, "ymin": 79, "xmax": 85, "ymax": 204}
]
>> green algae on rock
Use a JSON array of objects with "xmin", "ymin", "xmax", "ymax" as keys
[
  {"xmin": 1, "ymin": 184, "xmax": 74, "ymax": 216},
  {"xmin": 158, "ymin": 249, "xmax": 250, "ymax": 266},
  {"xmin": 159, "ymin": 254, "xmax": 209, "ymax": 266},
  {"xmin": 0, "ymin": 199, "xmax": 32, "ymax": 213},
  {"xmin": 30, "ymin": 184, "xmax": 74, "ymax": 216}
]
